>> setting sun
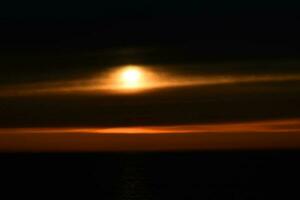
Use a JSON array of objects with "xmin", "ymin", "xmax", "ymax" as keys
[
  {"xmin": 120, "ymin": 66, "xmax": 142, "ymax": 88},
  {"xmin": 110, "ymin": 65, "xmax": 150, "ymax": 90}
]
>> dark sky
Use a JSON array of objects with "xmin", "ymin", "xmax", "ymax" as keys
[
  {"xmin": 0, "ymin": 0, "xmax": 299, "ymax": 51},
  {"xmin": 0, "ymin": 0, "xmax": 300, "ymax": 128}
]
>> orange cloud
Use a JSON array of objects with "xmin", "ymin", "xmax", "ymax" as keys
[
  {"xmin": 0, "ymin": 119, "xmax": 299, "ymax": 152},
  {"xmin": 0, "ymin": 69, "xmax": 299, "ymax": 97}
]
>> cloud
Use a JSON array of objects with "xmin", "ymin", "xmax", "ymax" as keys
[
  {"xmin": 0, "ymin": 68, "xmax": 299, "ymax": 97},
  {"xmin": 0, "ymin": 118, "xmax": 299, "ymax": 152}
]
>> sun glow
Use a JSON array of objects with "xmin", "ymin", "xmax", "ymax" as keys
[
  {"xmin": 105, "ymin": 65, "xmax": 155, "ymax": 91},
  {"xmin": 120, "ymin": 66, "xmax": 143, "ymax": 89},
  {"xmin": 2, "ymin": 63, "xmax": 300, "ymax": 96}
]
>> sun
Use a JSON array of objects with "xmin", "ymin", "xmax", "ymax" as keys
[
  {"xmin": 105, "ymin": 65, "xmax": 156, "ymax": 92},
  {"xmin": 119, "ymin": 66, "xmax": 143, "ymax": 89}
]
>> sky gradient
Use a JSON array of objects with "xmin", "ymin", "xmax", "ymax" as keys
[
  {"xmin": 0, "ymin": 58, "xmax": 299, "ymax": 151},
  {"xmin": 0, "ymin": 3, "xmax": 299, "ymax": 151}
]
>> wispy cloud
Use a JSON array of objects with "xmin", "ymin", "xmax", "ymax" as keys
[
  {"xmin": 1, "ymin": 118, "xmax": 299, "ymax": 134},
  {"xmin": 0, "ymin": 119, "xmax": 299, "ymax": 152},
  {"xmin": 0, "ymin": 71, "xmax": 299, "ymax": 97}
]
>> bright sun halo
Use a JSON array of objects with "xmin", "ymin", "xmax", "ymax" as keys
[{"xmin": 120, "ymin": 66, "xmax": 143, "ymax": 89}]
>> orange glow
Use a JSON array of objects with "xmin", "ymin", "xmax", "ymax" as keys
[
  {"xmin": 0, "ymin": 118, "xmax": 299, "ymax": 134},
  {"xmin": 0, "ymin": 119, "xmax": 299, "ymax": 152},
  {"xmin": 0, "ymin": 68, "xmax": 299, "ymax": 96}
]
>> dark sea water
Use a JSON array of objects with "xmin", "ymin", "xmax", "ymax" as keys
[{"xmin": 1, "ymin": 151, "xmax": 299, "ymax": 199}]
